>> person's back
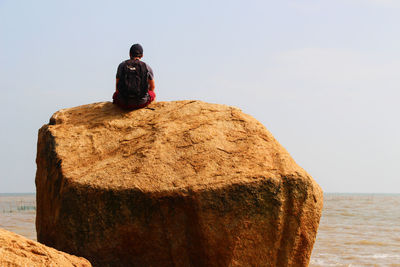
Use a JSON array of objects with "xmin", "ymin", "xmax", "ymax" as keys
[{"xmin": 113, "ymin": 44, "xmax": 156, "ymax": 110}]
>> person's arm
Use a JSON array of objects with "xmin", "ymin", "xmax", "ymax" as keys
[
  {"xmin": 148, "ymin": 79, "xmax": 155, "ymax": 91},
  {"xmin": 146, "ymin": 63, "xmax": 155, "ymax": 92}
]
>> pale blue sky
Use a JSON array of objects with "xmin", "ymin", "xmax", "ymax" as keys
[{"xmin": 1, "ymin": 0, "xmax": 399, "ymax": 193}]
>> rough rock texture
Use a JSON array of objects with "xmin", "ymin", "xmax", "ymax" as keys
[
  {"xmin": 36, "ymin": 100, "xmax": 323, "ymax": 267},
  {"xmin": 0, "ymin": 228, "xmax": 91, "ymax": 267}
]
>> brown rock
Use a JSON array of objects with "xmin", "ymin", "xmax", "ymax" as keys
[
  {"xmin": 36, "ymin": 100, "xmax": 323, "ymax": 267},
  {"xmin": 0, "ymin": 227, "xmax": 91, "ymax": 266}
]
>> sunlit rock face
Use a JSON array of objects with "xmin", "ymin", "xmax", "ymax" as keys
[
  {"xmin": 0, "ymin": 228, "xmax": 91, "ymax": 266},
  {"xmin": 36, "ymin": 101, "xmax": 323, "ymax": 266}
]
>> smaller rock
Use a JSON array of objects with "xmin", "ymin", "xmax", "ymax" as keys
[{"xmin": 0, "ymin": 228, "xmax": 91, "ymax": 267}]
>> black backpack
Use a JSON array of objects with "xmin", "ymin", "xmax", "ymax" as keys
[{"xmin": 118, "ymin": 59, "xmax": 149, "ymax": 99}]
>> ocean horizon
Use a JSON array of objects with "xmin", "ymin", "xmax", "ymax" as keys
[{"xmin": 1, "ymin": 193, "xmax": 399, "ymax": 266}]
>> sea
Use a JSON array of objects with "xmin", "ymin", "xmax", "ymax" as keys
[{"xmin": 1, "ymin": 193, "xmax": 399, "ymax": 266}]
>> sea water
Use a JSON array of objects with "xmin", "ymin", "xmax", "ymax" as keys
[
  {"xmin": 310, "ymin": 193, "xmax": 400, "ymax": 267},
  {"xmin": 0, "ymin": 193, "xmax": 36, "ymax": 241},
  {"xmin": 1, "ymin": 193, "xmax": 399, "ymax": 266}
]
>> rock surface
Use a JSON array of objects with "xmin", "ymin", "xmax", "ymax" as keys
[
  {"xmin": 0, "ymin": 227, "xmax": 91, "ymax": 266},
  {"xmin": 36, "ymin": 100, "xmax": 323, "ymax": 267}
]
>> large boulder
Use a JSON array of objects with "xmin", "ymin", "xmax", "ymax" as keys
[
  {"xmin": 0, "ymin": 228, "xmax": 91, "ymax": 266},
  {"xmin": 36, "ymin": 101, "xmax": 323, "ymax": 267}
]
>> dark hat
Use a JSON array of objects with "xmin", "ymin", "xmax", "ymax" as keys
[{"xmin": 130, "ymin": 44, "xmax": 143, "ymax": 57}]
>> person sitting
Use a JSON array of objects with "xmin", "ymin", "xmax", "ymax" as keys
[{"xmin": 113, "ymin": 44, "xmax": 155, "ymax": 110}]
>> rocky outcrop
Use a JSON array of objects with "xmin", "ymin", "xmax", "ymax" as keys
[
  {"xmin": 0, "ymin": 228, "xmax": 91, "ymax": 266},
  {"xmin": 36, "ymin": 101, "xmax": 323, "ymax": 267}
]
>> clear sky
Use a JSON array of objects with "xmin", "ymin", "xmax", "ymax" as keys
[{"xmin": 1, "ymin": 0, "xmax": 399, "ymax": 193}]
